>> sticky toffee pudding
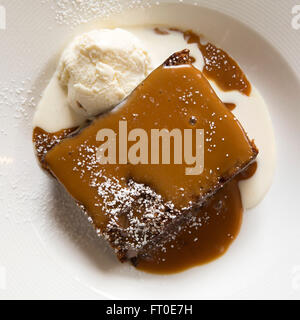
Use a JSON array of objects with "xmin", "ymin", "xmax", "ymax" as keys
[{"xmin": 40, "ymin": 51, "xmax": 258, "ymax": 269}]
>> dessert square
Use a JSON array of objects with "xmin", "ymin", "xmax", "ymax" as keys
[{"xmin": 44, "ymin": 50, "xmax": 258, "ymax": 262}]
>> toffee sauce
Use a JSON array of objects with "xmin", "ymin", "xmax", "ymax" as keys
[
  {"xmin": 155, "ymin": 27, "xmax": 251, "ymax": 96},
  {"xmin": 136, "ymin": 162, "xmax": 257, "ymax": 274},
  {"xmin": 33, "ymin": 29, "xmax": 256, "ymax": 274}
]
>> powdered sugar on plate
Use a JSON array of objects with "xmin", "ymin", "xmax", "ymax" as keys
[{"xmin": 42, "ymin": 0, "xmax": 155, "ymax": 28}]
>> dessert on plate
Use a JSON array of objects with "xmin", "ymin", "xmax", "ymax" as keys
[
  {"xmin": 32, "ymin": 27, "xmax": 272, "ymax": 274},
  {"xmin": 44, "ymin": 49, "xmax": 258, "ymax": 263}
]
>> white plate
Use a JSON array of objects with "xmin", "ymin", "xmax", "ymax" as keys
[{"xmin": 1, "ymin": 0, "xmax": 300, "ymax": 300}]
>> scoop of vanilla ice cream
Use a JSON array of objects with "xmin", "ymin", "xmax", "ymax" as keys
[{"xmin": 57, "ymin": 28, "xmax": 151, "ymax": 117}]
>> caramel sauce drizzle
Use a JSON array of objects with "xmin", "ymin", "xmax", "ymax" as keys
[
  {"xmin": 156, "ymin": 27, "xmax": 251, "ymax": 96},
  {"xmin": 224, "ymin": 102, "xmax": 236, "ymax": 111},
  {"xmin": 33, "ymin": 127, "xmax": 78, "ymax": 168},
  {"xmin": 137, "ymin": 162, "xmax": 257, "ymax": 274},
  {"xmin": 184, "ymin": 30, "xmax": 251, "ymax": 96},
  {"xmin": 154, "ymin": 27, "xmax": 170, "ymax": 35}
]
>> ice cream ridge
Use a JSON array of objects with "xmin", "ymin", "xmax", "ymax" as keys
[{"xmin": 44, "ymin": 49, "xmax": 258, "ymax": 264}]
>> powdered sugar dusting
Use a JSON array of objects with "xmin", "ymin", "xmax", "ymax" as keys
[
  {"xmin": 96, "ymin": 178, "xmax": 179, "ymax": 253},
  {"xmin": 42, "ymin": 0, "xmax": 154, "ymax": 28},
  {"xmin": 63, "ymin": 139, "xmax": 183, "ymax": 258},
  {"xmin": 0, "ymin": 79, "xmax": 36, "ymax": 126}
]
